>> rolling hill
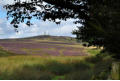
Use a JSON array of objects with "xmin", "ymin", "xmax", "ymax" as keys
[{"xmin": 0, "ymin": 35, "xmax": 87, "ymax": 56}]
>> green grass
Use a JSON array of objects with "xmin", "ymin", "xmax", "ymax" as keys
[
  {"xmin": 86, "ymin": 47, "xmax": 101, "ymax": 56},
  {"xmin": 0, "ymin": 47, "xmax": 15, "ymax": 57},
  {"xmin": 0, "ymin": 47, "xmax": 115, "ymax": 80},
  {"xmin": 0, "ymin": 55, "xmax": 90, "ymax": 80},
  {"xmin": 0, "ymin": 56, "xmax": 113, "ymax": 80}
]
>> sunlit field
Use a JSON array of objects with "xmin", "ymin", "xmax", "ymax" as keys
[
  {"xmin": 0, "ymin": 36, "xmax": 117, "ymax": 80},
  {"xmin": 0, "ymin": 0, "xmax": 119, "ymax": 80}
]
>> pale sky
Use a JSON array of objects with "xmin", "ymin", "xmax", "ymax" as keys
[{"xmin": 0, "ymin": 0, "xmax": 80, "ymax": 39}]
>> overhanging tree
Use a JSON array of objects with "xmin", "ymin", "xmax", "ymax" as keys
[
  {"xmin": 73, "ymin": 0, "xmax": 120, "ymax": 58},
  {"xmin": 3, "ymin": 0, "xmax": 120, "ymax": 58},
  {"xmin": 4, "ymin": 0, "xmax": 89, "ymax": 27}
]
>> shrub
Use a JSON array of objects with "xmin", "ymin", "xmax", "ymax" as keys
[
  {"xmin": 65, "ymin": 69, "xmax": 93, "ymax": 80},
  {"xmin": 73, "ymin": 62, "xmax": 91, "ymax": 70},
  {"xmin": 46, "ymin": 61, "xmax": 73, "ymax": 75}
]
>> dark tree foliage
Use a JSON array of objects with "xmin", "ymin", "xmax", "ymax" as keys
[
  {"xmin": 73, "ymin": 0, "xmax": 120, "ymax": 58},
  {"xmin": 4, "ymin": 0, "xmax": 89, "ymax": 27},
  {"xmin": 3, "ymin": 0, "xmax": 120, "ymax": 58}
]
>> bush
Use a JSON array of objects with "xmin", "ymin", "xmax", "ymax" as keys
[
  {"xmin": 46, "ymin": 61, "xmax": 73, "ymax": 75},
  {"xmin": 73, "ymin": 62, "xmax": 91, "ymax": 70},
  {"xmin": 65, "ymin": 70, "xmax": 93, "ymax": 80},
  {"xmin": 92, "ymin": 59, "xmax": 112, "ymax": 79}
]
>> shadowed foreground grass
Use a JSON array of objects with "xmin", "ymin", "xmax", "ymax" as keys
[
  {"xmin": 0, "ymin": 56, "xmax": 113, "ymax": 79},
  {"xmin": 0, "ymin": 47, "xmax": 115, "ymax": 80}
]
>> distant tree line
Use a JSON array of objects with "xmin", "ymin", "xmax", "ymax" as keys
[{"xmin": 4, "ymin": 0, "xmax": 120, "ymax": 58}]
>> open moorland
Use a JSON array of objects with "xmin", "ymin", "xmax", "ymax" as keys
[
  {"xmin": 0, "ymin": 36, "xmax": 116, "ymax": 80},
  {"xmin": 0, "ymin": 35, "xmax": 87, "ymax": 56}
]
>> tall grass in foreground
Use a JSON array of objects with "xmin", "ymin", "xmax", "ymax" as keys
[
  {"xmin": 0, "ymin": 55, "xmax": 113, "ymax": 80},
  {"xmin": 0, "ymin": 47, "xmax": 117, "ymax": 80}
]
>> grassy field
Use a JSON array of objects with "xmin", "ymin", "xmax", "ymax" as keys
[
  {"xmin": 0, "ymin": 47, "xmax": 114, "ymax": 80},
  {"xmin": 0, "ymin": 36, "xmax": 116, "ymax": 80}
]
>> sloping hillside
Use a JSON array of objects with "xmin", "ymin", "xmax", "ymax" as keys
[
  {"xmin": 0, "ymin": 35, "xmax": 87, "ymax": 56},
  {"xmin": 0, "ymin": 35, "xmax": 77, "ymax": 43}
]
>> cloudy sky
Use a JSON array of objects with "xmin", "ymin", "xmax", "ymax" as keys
[{"xmin": 0, "ymin": 0, "xmax": 80, "ymax": 39}]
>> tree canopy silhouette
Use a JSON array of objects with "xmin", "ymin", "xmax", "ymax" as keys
[
  {"xmin": 4, "ymin": 0, "xmax": 89, "ymax": 27},
  {"xmin": 3, "ymin": 0, "xmax": 120, "ymax": 58},
  {"xmin": 73, "ymin": 0, "xmax": 120, "ymax": 58}
]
